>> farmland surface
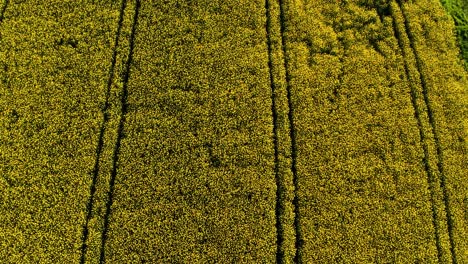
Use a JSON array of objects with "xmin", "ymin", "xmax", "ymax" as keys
[{"xmin": 0, "ymin": 0, "xmax": 467, "ymax": 263}]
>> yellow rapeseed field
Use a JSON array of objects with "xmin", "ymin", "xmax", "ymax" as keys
[{"xmin": 0, "ymin": 0, "xmax": 466, "ymax": 263}]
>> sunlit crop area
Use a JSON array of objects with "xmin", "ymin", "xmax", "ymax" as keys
[{"xmin": 1, "ymin": 0, "xmax": 466, "ymax": 263}]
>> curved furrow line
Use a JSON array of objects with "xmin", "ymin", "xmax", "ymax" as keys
[
  {"xmin": 391, "ymin": 0, "xmax": 456, "ymax": 263},
  {"xmin": 395, "ymin": 0, "xmax": 457, "ymax": 263},
  {"xmin": 389, "ymin": 3, "xmax": 443, "ymax": 262}
]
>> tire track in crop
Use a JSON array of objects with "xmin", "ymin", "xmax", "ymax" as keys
[
  {"xmin": 0, "ymin": 0, "xmax": 9, "ymax": 22},
  {"xmin": 278, "ymin": 0, "xmax": 302, "ymax": 262},
  {"xmin": 389, "ymin": 2, "xmax": 443, "ymax": 262},
  {"xmin": 395, "ymin": 1, "xmax": 457, "ymax": 262},
  {"xmin": 390, "ymin": 1, "xmax": 455, "ymax": 263},
  {"xmin": 265, "ymin": 0, "xmax": 283, "ymax": 262},
  {"xmin": 79, "ymin": 0, "xmax": 129, "ymax": 263},
  {"xmin": 99, "ymin": 0, "xmax": 140, "ymax": 263}
]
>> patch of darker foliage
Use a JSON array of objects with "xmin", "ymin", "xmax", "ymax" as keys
[
  {"xmin": 203, "ymin": 142, "xmax": 222, "ymax": 167},
  {"xmin": 7, "ymin": 109, "xmax": 19, "ymax": 124},
  {"xmin": 55, "ymin": 37, "xmax": 78, "ymax": 49},
  {"xmin": 376, "ymin": 4, "xmax": 391, "ymax": 23}
]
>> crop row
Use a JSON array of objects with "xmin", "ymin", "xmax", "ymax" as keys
[
  {"xmin": 283, "ymin": 0, "xmax": 467, "ymax": 262},
  {"xmin": 0, "ymin": 1, "xmax": 128, "ymax": 263},
  {"xmin": 98, "ymin": 0, "xmax": 279, "ymax": 262}
]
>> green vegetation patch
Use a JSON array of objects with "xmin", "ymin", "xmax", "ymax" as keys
[{"xmin": 441, "ymin": 0, "xmax": 468, "ymax": 69}]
